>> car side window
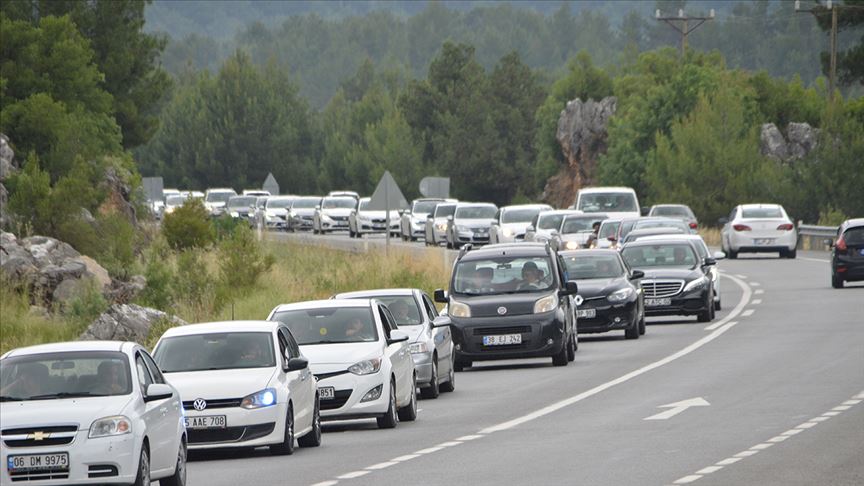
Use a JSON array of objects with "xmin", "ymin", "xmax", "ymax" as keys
[
  {"xmin": 276, "ymin": 329, "xmax": 290, "ymax": 362},
  {"xmin": 284, "ymin": 330, "xmax": 302, "ymax": 358},
  {"xmin": 140, "ymin": 350, "xmax": 165, "ymax": 384},
  {"xmin": 382, "ymin": 306, "xmax": 400, "ymax": 332},
  {"xmin": 135, "ymin": 354, "xmax": 153, "ymax": 392},
  {"xmin": 729, "ymin": 208, "xmax": 737, "ymax": 221},
  {"xmin": 422, "ymin": 295, "xmax": 439, "ymax": 319},
  {"xmin": 378, "ymin": 305, "xmax": 399, "ymax": 339}
]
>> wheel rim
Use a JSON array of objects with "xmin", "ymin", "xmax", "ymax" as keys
[
  {"xmin": 391, "ymin": 383, "xmax": 398, "ymax": 422},
  {"xmin": 177, "ymin": 442, "xmax": 187, "ymax": 485},
  {"xmin": 141, "ymin": 450, "xmax": 150, "ymax": 485}
]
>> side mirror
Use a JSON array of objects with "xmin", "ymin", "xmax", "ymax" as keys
[
  {"xmin": 713, "ymin": 251, "xmax": 726, "ymax": 260},
  {"xmin": 641, "ymin": 207, "xmax": 650, "ymax": 216},
  {"xmin": 432, "ymin": 316, "xmax": 451, "ymax": 328},
  {"xmin": 285, "ymin": 357, "xmax": 308, "ymax": 371},
  {"xmin": 718, "ymin": 217, "xmax": 728, "ymax": 225},
  {"xmin": 144, "ymin": 383, "xmax": 173, "ymax": 402},
  {"xmin": 447, "ymin": 215, "xmax": 454, "ymax": 221},
  {"xmin": 315, "ymin": 205, "xmax": 321, "ymax": 210},
  {"xmin": 434, "ymin": 289, "xmax": 449, "ymax": 303},
  {"xmin": 823, "ymin": 238, "xmax": 834, "ymax": 248},
  {"xmin": 630, "ymin": 270, "xmax": 645, "ymax": 280},
  {"xmin": 388, "ymin": 329, "xmax": 410, "ymax": 344},
  {"xmin": 703, "ymin": 257, "xmax": 717, "ymax": 266},
  {"xmin": 559, "ymin": 280, "xmax": 579, "ymax": 297},
  {"xmin": 526, "ymin": 226, "xmax": 535, "ymax": 233},
  {"xmin": 427, "ymin": 214, "xmax": 434, "ymax": 220}
]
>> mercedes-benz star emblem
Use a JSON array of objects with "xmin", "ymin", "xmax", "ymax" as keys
[
  {"xmin": 574, "ymin": 295, "xmax": 584, "ymax": 306},
  {"xmin": 193, "ymin": 398, "xmax": 207, "ymax": 411},
  {"xmin": 497, "ymin": 306, "xmax": 508, "ymax": 315}
]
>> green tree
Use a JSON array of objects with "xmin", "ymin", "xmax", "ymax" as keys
[{"xmin": 162, "ymin": 198, "xmax": 214, "ymax": 250}]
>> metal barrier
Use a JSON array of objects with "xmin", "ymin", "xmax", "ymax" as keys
[{"xmin": 797, "ymin": 222, "xmax": 837, "ymax": 251}]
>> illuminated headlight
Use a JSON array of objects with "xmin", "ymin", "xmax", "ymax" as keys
[
  {"xmin": 348, "ymin": 357, "xmax": 382, "ymax": 376},
  {"xmin": 565, "ymin": 241, "xmax": 579, "ymax": 250},
  {"xmin": 607, "ymin": 287, "xmax": 634, "ymax": 302},
  {"xmin": 409, "ymin": 342, "xmax": 429, "ymax": 354},
  {"xmin": 683, "ymin": 276, "xmax": 709, "ymax": 293},
  {"xmin": 436, "ymin": 222, "xmax": 448, "ymax": 231},
  {"xmin": 321, "ymin": 214, "xmax": 334, "ymax": 222},
  {"xmin": 533, "ymin": 294, "xmax": 558, "ymax": 314},
  {"xmin": 229, "ymin": 211, "xmax": 239, "ymax": 217},
  {"xmin": 241, "ymin": 388, "xmax": 277, "ymax": 409},
  {"xmin": 89, "ymin": 415, "xmax": 131, "ymax": 438},
  {"xmin": 449, "ymin": 300, "xmax": 471, "ymax": 318},
  {"xmin": 502, "ymin": 228, "xmax": 514, "ymax": 237},
  {"xmin": 361, "ymin": 385, "xmax": 383, "ymax": 402}
]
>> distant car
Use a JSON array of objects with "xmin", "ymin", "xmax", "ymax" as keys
[
  {"xmin": 489, "ymin": 204, "xmax": 553, "ymax": 244},
  {"xmin": 632, "ymin": 217, "xmax": 693, "ymax": 235},
  {"xmin": 334, "ymin": 289, "xmax": 455, "ymax": 398},
  {"xmin": 592, "ymin": 218, "xmax": 622, "ymax": 249},
  {"xmin": 252, "ymin": 196, "xmax": 270, "ymax": 228},
  {"xmin": 572, "ymin": 187, "xmax": 641, "ymax": 219},
  {"xmin": 242, "ymin": 190, "xmax": 271, "ymax": 197},
  {"xmin": 0, "ymin": 341, "xmax": 186, "ymax": 486},
  {"xmin": 326, "ymin": 191, "xmax": 360, "ymax": 200},
  {"xmin": 720, "ymin": 204, "xmax": 797, "ymax": 259},
  {"xmin": 524, "ymin": 209, "xmax": 579, "ymax": 243},
  {"xmin": 648, "ymin": 204, "xmax": 699, "ymax": 231},
  {"xmin": 226, "ymin": 195, "xmax": 258, "ymax": 223},
  {"xmin": 640, "ymin": 233, "xmax": 726, "ymax": 310},
  {"xmin": 446, "ymin": 203, "xmax": 498, "ymax": 249},
  {"xmin": 313, "ymin": 196, "xmax": 357, "ymax": 234},
  {"xmin": 287, "ymin": 196, "xmax": 321, "ymax": 231},
  {"xmin": 204, "ymin": 188, "xmax": 237, "ymax": 216},
  {"xmin": 620, "ymin": 238, "xmax": 717, "ymax": 322},
  {"xmin": 560, "ymin": 249, "xmax": 645, "ymax": 339},
  {"xmin": 621, "ymin": 227, "xmax": 687, "ymax": 245},
  {"xmin": 163, "ymin": 194, "xmax": 188, "ymax": 216},
  {"xmin": 400, "ymin": 198, "xmax": 449, "ymax": 242},
  {"xmin": 553, "ymin": 213, "xmax": 608, "ymax": 250},
  {"xmin": 348, "ymin": 197, "xmax": 395, "ymax": 238},
  {"xmin": 425, "ymin": 202, "xmax": 457, "ymax": 246},
  {"xmin": 261, "ymin": 196, "xmax": 295, "ymax": 230},
  {"xmin": 827, "ymin": 218, "xmax": 864, "ymax": 289},
  {"xmin": 268, "ymin": 299, "xmax": 417, "ymax": 428},
  {"xmin": 153, "ymin": 321, "xmax": 321, "ymax": 454}
]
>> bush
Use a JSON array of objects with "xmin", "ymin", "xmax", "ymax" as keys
[
  {"xmin": 173, "ymin": 249, "xmax": 220, "ymax": 321},
  {"xmin": 137, "ymin": 238, "xmax": 174, "ymax": 310},
  {"xmin": 65, "ymin": 279, "xmax": 109, "ymax": 328},
  {"xmin": 217, "ymin": 225, "xmax": 275, "ymax": 292},
  {"xmin": 212, "ymin": 213, "xmax": 242, "ymax": 240},
  {"xmin": 162, "ymin": 198, "xmax": 214, "ymax": 250}
]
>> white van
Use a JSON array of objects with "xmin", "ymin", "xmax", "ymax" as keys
[{"xmin": 572, "ymin": 187, "xmax": 641, "ymax": 219}]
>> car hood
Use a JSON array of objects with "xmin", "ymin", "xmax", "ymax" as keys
[
  {"xmin": 454, "ymin": 218, "xmax": 494, "ymax": 228},
  {"xmin": 267, "ymin": 208, "xmax": 288, "ymax": 215},
  {"xmin": 300, "ymin": 342, "xmax": 383, "ymax": 372},
  {"xmin": 500, "ymin": 222, "xmax": 532, "ymax": 233},
  {"xmin": 206, "ymin": 201, "xmax": 227, "ymax": 208},
  {"xmin": 574, "ymin": 277, "xmax": 626, "ymax": 299},
  {"xmin": 292, "ymin": 208, "xmax": 316, "ymax": 216},
  {"xmin": 163, "ymin": 368, "xmax": 277, "ymax": 400},
  {"xmin": 560, "ymin": 232, "xmax": 593, "ymax": 244},
  {"xmin": 634, "ymin": 267, "xmax": 702, "ymax": 280},
  {"xmin": 0, "ymin": 395, "xmax": 134, "ymax": 429},
  {"xmin": 321, "ymin": 208, "xmax": 353, "ymax": 217},
  {"xmin": 359, "ymin": 210, "xmax": 397, "ymax": 219}
]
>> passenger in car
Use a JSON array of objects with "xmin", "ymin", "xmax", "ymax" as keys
[
  {"xmin": 518, "ymin": 262, "xmax": 544, "ymax": 290},
  {"xmin": 0, "ymin": 362, "xmax": 49, "ymax": 397},
  {"xmin": 94, "ymin": 361, "xmax": 127, "ymax": 395}
]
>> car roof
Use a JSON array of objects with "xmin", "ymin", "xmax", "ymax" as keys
[
  {"xmin": 842, "ymin": 218, "xmax": 864, "ymax": 228},
  {"xmin": 564, "ymin": 212, "xmax": 605, "ymax": 219},
  {"xmin": 651, "ymin": 204, "xmax": 691, "ymax": 208},
  {"xmin": 3, "ymin": 340, "xmax": 132, "ymax": 358},
  {"xmin": 628, "ymin": 227, "xmax": 686, "ymax": 235},
  {"xmin": 334, "ymin": 288, "xmax": 416, "ymax": 298},
  {"xmin": 578, "ymin": 187, "xmax": 636, "ymax": 194},
  {"xmin": 457, "ymin": 202, "xmax": 496, "ymax": 208},
  {"xmin": 740, "ymin": 203, "xmax": 783, "ymax": 209},
  {"xmin": 558, "ymin": 249, "xmax": 620, "ymax": 257},
  {"xmin": 461, "ymin": 243, "xmax": 549, "ymax": 260},
  {"xmin": 622, "ymin": 238, "xmax": 698, "ymax": 248},
  {"xmin": 640, "ymin": 234, "xmax": 706, "ymax": 242},
  {"xmin": 539, "ymin": 209, "xmax": 580, "ymax": 216},
  {"xmin": 270, "ymin": 299, "xmax": 374, "ymax": 314},
  {"xmin": 207, "ymin": 188, "xmax": 235, "ymax": 193},
  {"xmin": 160, "ymin": 320, "xmax": 282, "ymax": 337},
  {"xmin": 502, "ymin": 204, "xmax": 552, "ymax": 211}
]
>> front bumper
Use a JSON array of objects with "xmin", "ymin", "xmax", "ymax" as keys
[
  {"xmin": 644, "ymin": 289, "xmax": 710, "ymax": 317},
  {"xmin": 576, "ymin": 298, "xmax": 639, "ymax": 333},
  {"xmin": 450, "ymin": 312, "xmax": 567, "ymax": 361},
  {"xmin": 184, "ymin": 403, "xmax": 285, "ymax": 450},
  {"xmin": 315, "ymin": 372, "xmax": 390, "ymax": 421},
  {"xmin": 455, "ymin": 231, "xmax": 490, "ymax": 245},
  {"xmin": 357, "ymin": 220, "xmax": 389, "ymax": 234},
  {"xmin": 291, "ymin": 217, "xmax": 314, "ymax": 230}
]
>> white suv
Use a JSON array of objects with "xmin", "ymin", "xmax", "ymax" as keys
[{"xmin": 0, "ymin": 341, "xmax": 186, "ymax": 486}]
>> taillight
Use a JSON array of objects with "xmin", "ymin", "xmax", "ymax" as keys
[
  {"xmin": 777, "ymin": 223, "xmax": 794, "ymax": 231},
  {"xmin": 733, "ymin": 224, "xmax": 751, "ymax": 232},
  {"xmin": 836, "ymin": 236, "xmax": 847, "ymax": 252},
  {"xmin": 689, "ymin": 222, "xmax": 698, "ymax": 229}
]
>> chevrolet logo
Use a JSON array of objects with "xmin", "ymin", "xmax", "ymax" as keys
[{"xmin": 28, "ymin": 431, "xmax": 50, "ymax": 441}]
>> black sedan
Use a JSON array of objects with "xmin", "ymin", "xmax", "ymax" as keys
[
  {"xmin": 620, "ymin": 238, "xmax": 717, "ymax": 322},
  {"xmin": 560, "ymin": 249, "xmax": 645, "ymax": 339},
  {"xmin": 828, "ymin": 218, "xmax": 864, "ymax": 288}
]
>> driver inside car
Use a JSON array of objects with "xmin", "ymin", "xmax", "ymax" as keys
[{"xmin": 388, "ymin": 300, "xmax": 417, "ymax": 325}]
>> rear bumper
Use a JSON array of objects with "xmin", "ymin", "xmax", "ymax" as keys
[
  {"xmin": 833, "ymin": 254, "xmax": 864, "ymax": 281},
  {"xmin": 729, "ymin": 231, "xmax": 796, "ymax": 252}
]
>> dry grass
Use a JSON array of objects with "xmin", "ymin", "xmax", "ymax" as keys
[
  {"xmin": 699, "ymin": 227, "xmax": 722, "ymax": 247},
  {"xmin": 0, "ymin": 282, "xmax": 89, "ymax": 355}
]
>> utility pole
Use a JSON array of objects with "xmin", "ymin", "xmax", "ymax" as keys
[
  {"xmin": 794, "ymin": 0, "xmax": 857, "ymax": 101},
  {"xmin": 655, "ymin": 8, "xmax": 715, "ymax": 57}
]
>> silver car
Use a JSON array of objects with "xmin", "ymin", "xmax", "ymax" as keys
[
  {"xmin": 425, "ymin": 202, "xmax": 457, "ymax": 246},
  {"xmin": 524, "ymin": 209, "xmax": 580, "ymax": 243},
  {"xmin": 288, "ymin": 196, "xmax": 321, "ymax": 231},
  {"xmin": 334, "ymin": 288, "xmax": 455, "ymax": 399},
  {"xmin": 400, "ymin": 198, "xmax": 448, "ymax": 242},
  {"xmin": 445, "ymin": 203, "xmax": 498, "ymax": 249},
  {"xmin": 313, "ymin": 196, "xmax": 358, "ymax": 234}
]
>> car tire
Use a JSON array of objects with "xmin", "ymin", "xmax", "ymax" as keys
[
  {"xmin": 440, "ymin": 357, "xmax": 456, "ymax": 392},
  {"xmin": 269, "ymin": 405, "xmax": 295, "ymax": 455},
  {"xmin": 832, "ymin": 274, "xmax": 844, "ymax": 289},
  {"xmin": 132, "ymin": 446, "xmax": 150, "ymax": 486},
  {"xmin": 159, "ymin": 439, "xmax": 187, "ymax": 486},
  {"xmin": 567, "ymin": 335, "xmax": 576, "ymax": 361},
  {"xmin": 697, "ymin": 294, "xmax": 714, "ymax": 323},
  {"xmin": 638, "ymin": 313, "xmax": 646, "ymax": 335},
  {"xmin": 728, "ymin": 249, "xmax": 738, "ymax": 259},
  {"xmin": 454, "ymin": 358, "xmax": 471, "ymax": 372},
  {"xmin": 420, "ymin": 359, "xmax": 440, "ymax": 399},
  {"xmin": 298, "ymin": 398, "xmax": 322, "ymax": 448},
  {"xmin": 786, "ymin": 248, "xmax": 797, "ymax": 259},
  {"xmin": 377, "ymin": 381, "xmax": 398, "ymax": 429},
  {"xmin": 552, "ymin": 341, "xmax": 569, "ymax": 366},
  {"xmin": 625, "ymin": 319, "xmax": 640, "ymax": 339},
  {"xmin": 714, "ymin": 299, "xmax": 721, "ymax": 311},
  {"xmin": 397, "ymin": 375, "xmax": 418, "ymax": 422}
]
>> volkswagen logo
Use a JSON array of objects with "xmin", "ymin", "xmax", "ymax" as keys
[
  {"xmin": 574, "ymin": 295, "xmax": 584, "ymax": 306},
  {"xmin": 497, "ymin": 306, "xmax": 508, "ymax": 315},
  {"xmin": 193, "ymin": 398, "xmax": 207, "ymax": 411}
]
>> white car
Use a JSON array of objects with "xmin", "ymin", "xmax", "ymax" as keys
[
  {"xmin": 242, "ymin": 190, "xmax": 271, "ymax": 197},
  {"xmin": 524, "ymin": 209, "xmax": 580, "ymax": 243},
  {"xmin": 720, "ymin": 204, "xmax": 797, "ymax": 259},
  {"xmin": 0, "ymin": 341, "xmax": 186, "ymax": 486},
  {"xmin": 424, "ymin": 202, "xmax": 457, "ymax": 246},
  {"xmin": 204, "ymin": 188, "xmax": 237, "ymax": 216},
  {"xmin": 553, "ymin": 213, "xmax": 608, "ymax": 250},
  {"xmin": 163, "ymin": 195, "xmax": 188, "ymax": 216},
  {"xmin": 489, "ymin": 204, "xmax": 553, "ymax": 244},
  {"xmin": 267, "ymin": 299, "xmax": 417, "ymax": 429},
  {"xmin": 313, "ymin": 196, "xmax": 357, "ymax": 234},
  {"xmin": 260, "ymin": 195, "xmax": 295, "ymax": 230},
  {"xmin": 640, "ymin": 233, "xmax": 726, "ymax": 310},
  {"xmin": 571, "ymin": 186, "xmax": 641, "ymax": 219},
  {"xmin": 152, "ymin": 321, "xmax": 321, "ymax": 455},
  {"xmin": 400, "ymin": 198, "xmax": 449, "ymax": 241},
  {"xmin": 445, "ymin": 202, "xmax": 498, "ymax": 249},
  {"xmin": 349, "ymin": 197, "xmax": 397, "ymax": 238}
]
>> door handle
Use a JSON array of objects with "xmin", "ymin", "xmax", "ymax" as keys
[{"xmin": 159, "ymin": 407, "xmax": 168, "ymax": 415}]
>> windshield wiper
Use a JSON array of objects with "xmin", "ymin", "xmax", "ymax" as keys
[
  {"xmin": 27, "ymin": 392, "xmax": 107, "ymax": 400},
  {"xmin": 0, "ymin": 395, "xmax": 24, "ymax": 402}
]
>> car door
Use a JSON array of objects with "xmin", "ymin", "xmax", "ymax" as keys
[
  {"xmin": 378, "ymin": 304, "xmax": 412, "ymax": 406},
  {"xmin": 134, "ymin": 352, "xmax": 172, "ymax": 472},
  {"xmin": 422, "ymin": 293, "xmax": 452, "ymax": 370},
  {"xmin": 277, "ymin": 328, "xmax": 312, "ymax": 431},
  {"xmin": 140, "ymin": 350, "xmax": 181, "ymax": 473}
]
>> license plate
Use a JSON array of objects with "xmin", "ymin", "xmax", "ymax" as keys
[
  {"xmin": 754, "ymin": 238, "xmax": 774, "ymax": 245},
  {"xmin": 7, "ymin": 453, "xmax": 69, "ymax": 472},
  {"xmin": 184, "ymin": 415, "xmax": 227, "ymax": 429},
  {"xmin": 576, "ymin": 309, "xmax": 596, "ymax": 318},
  {"xmin": 319, "ymin": 386, "xmax": 335, "ymax": 400},
  {"xmin": 646, "ymin": 298, "xmax": 672, "ymax": 307},
  {"xmin": 483, "ymin": 334, "xmax": 522, "ymax": 346}
]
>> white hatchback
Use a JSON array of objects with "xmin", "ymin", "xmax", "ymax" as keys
[
  {"xmin": 152, "ymin": 321, "xmax": 321, "ymax": 455},
  {"xmin": 720, "ymin": 204, "xmax": 797, "ymax": 259},
  {"xmin": 268, "ymin": 299, "xmax": 417, "ymax": 429},
  {"xmin": 0, "ymin": 341, "xmax": 186, "ymax": 486}
]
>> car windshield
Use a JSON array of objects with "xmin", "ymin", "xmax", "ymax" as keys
[
  {"xmin": 652, "ymin": 206, "xmax": 693, "ymax": 218},
  {"xmin": 267, "ymin": 198, "xmax": 293, "ymax": 209},
  {"xmin": 843, "ymin": 227, "xmax": 864, "ymax": 245},
  {"xmin": 453, "ymin": 256, "xmax": 554, "ymax": 295},
  {"xmin": 0, "ymin": 351, "xmax": 131, "ymax": 401},
  {"xmin": 228, "ymin": 196, "xmax": 256, "ymax": 209},
  {"xmin": 622, "ymin": 244, "xmax": 697, "ymax": 268},
  {"xmin": 742, "ymin": 207, "xmax": 783, "ymax": 218},
  {"xmin": 413, "ymin": 201, "xmax": 440, "ymax": 215},
  {"xmin": 634, "ymin": 220, "xmax": 689, "ymax": 232},
  {"xmin": 166, "ymin": 195, "xmax": 186, "ymax": 206},
  {"xmin": 359, "ymin": 199, "xmax": 370, "ymax": 210},
  {"xmin": 292, "ymin": 198, "xmax": 320, "ymax": 209},
  {"xmin": 578, "ymin": 193, "xmax": 638, "ymax": 213},
  {"xmin": 323, "ymin": 197, "xmax": 356, "ymax": 209},
  {"xmin": 598, "ymin": 221, "xmax": 620, "ymax": 239},
  {"xmin": 455, "ymin": 206, "xmax": 496, "ymax": 219},
  {"xmin": 373, "ymin": 296, "xmax": 422, "ymax": 326},
  {"xmin": 538, "ymin": 214, "xmax": 565, "ymax": 230},
  {"xmin": 155, "ymin": 332, "xmax": 275, "ymax": 373},
  {"xmin": 270, "ymin": 307, "xmax": 378, "ymax": 345},
  {"xmin": 563, "ymin": 254, "xmax": 625, "ymax": 279},
  {"xmin": 255, "ymin": 197, "xmax": 269, "ymax": 208},
  {"xmin": 502, "ymin": 208, "xmax": 543, "ymax": 224},
  {"xmin": 562, "ymin": 216, "xmax": 604, "ymax": 234},
  {"xmin": 206, "ymin": 191, "xmax": 234, "ymax": 203},
  {"xmin": 436, "ymin": 204, "xmax": 456, "ymax": 218}
]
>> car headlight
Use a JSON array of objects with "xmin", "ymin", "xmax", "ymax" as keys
[
  {"xmin": 449, "ymin": 300, "xmax": 471, "ymax": 318},
  {"xmin": 89, "ymin": 415, "xmax": 131, "ymax": 438},
  {"xmin": 241, "ymin": 388, "xmax": 277, "ymax": 409},
  {"xmin": 436, "ymin": 222, "xmax": 447, "ymax": 231},
  {"xmin": 502, "ymin": 228, "xmax": 514, "ymax": 237},
  {"xmin": 456, "ymin": 225, "xmax": 470, "ymax": 233},
  {"xmin": 533, "ymin": 294, "xmax": 558, "ymax": 314},
  {"xmin": 409, "ymin": 342, "xmax": 428, "ymax": 354},
  {"xmin": 348, "ymin": 357, "xmax": 382, "ymax": 375},
  {"xmin": 683, "ymin": 276, "xmax": 709, "ymax": 293},
  {"xmin": 565, "ymin": 241, "xmax": 579, "ymax": 250},
  {"xmin": 321, "ymin": 213, "xmax": 333, "ymax": 222},
  {"xmin": 607, "ymin": 287, "xmax": 634, "ymax": 302},
  {"xmin": 229, "ymin": 211, "xmax": 239, "ymax": 217}
]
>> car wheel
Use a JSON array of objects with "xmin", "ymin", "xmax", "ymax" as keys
[
  {"xmin": 714, "ymin": 299, "xmax": 721, "ymax": 311},
  {"xmin": 420, "ymin": 359, "xmax": 440, "ymax": 399},
  {"xmin": 697, "ymin": 295, "xmax": 713, "ymax": 323},
  {"xmin": 728, "ymin": 249, "xmax": 738, "ymax": 259},
  {"xmin": 377, "ymin": 381, "xmax": 398, "ymax": 429},
  {"xmin": 454, "ymin": 358, "xmax": 471, "ymax": 372},
  {"xmin": 132, "ymin": 446, "xmax": 150, "ymax": 486},
  {"xmin": 786, "ymin": 248, "xmax": 797, "ymax": 259},
  {"xmin": 638, "ymin": 312, "xmax": 646, "ymax": 335},
  {"xmin": 298, "ymin": 398, "xmax": 321, "ymax": 448},
  {"xmin": 269, "ymin": 404, "xmax": 295, "ymax": 455},
  {"xmin": 567, "ymin": 335, "xmax": 576, "ymax": 361},
  {"xmin": 832, "ymin": 273, "xmax": 844, "ymax": 289},
  {"xmin": 397, "ymin": 375, "xmax": 418, "ymax": 422},
  {"xmin": 440, "ymin": 357, "xmax": 456, "ymax": 393},
  {"xmin": 159, "ymin": 439, "xmax": 187, "ymax": 486},
  {"xmin": 552, "ymin": 341, "xmax": 569, "ymax": 366},
  {"xmin": 625, "ymin": 318, "xmax": 640, "ymax": 339}
]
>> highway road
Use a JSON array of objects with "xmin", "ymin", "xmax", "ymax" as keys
[{"xmin": 188, "ymin": 234, "xmax": 864, "ymax": 486}]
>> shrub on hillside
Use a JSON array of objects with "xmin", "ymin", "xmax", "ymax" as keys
[
  {"xmin": 217, "ymin": 225, "xmax": 275, "ymax": 292},
  {"xmin": 162, "ymin": 198, "xmax": 214, "ymax": 250}
]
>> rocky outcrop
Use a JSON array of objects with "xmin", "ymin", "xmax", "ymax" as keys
[
  {"xmin": 0, "ymin": 133, "xmax": 17, "ymax": 227},
  {"xmin": 79, "ymin": 304, "xmax": 186, "ymax": 343},
  {"xmin": 98, "ymin": 165, "xmax": 138, "ymax": 225},
  {"xmin": 542, "ymin": 97, "xmax": 617, "ymax": 208},
  {"xmin": 760, "ymin": 122, "xmax": 819, "ymax": 163}
]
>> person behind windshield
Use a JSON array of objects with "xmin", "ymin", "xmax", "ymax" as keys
[
  {"xmin": 239, "ymin": 338, "xmax": 268, "ymax": 363},
  {"xmin": 344, "ymin": 317, "xmax": 373, "ymax": 340},
  {"xmin": 94, "ymin": 361, "xmax": 127, "ymax": 395},
  {"xmin": 389, "ymin": 301, "xmax": 417, "ymax": 325},
  {"xmin": 464, "ymin": 267, "xmax": 494, "ymax": 293},
  {"xmin": 673, "ymin": 247, "xmax": 690, "ymax": 266},
  {"xmin": 518, "ymin": 261, "xmax": 545, "ymax": 290},
  {"xmin": 595, "ymin": 259, "xmax": 616, "ymax": 278},
  {"xmin": 586, "ymin": 221, "xmax": 601, "ymax": 247},
  {"xmin": 0, "ymin": 362, "xmax": 49, "ymax": 398}
]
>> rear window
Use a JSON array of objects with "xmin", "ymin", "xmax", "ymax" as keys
[
  {"xmin": 843, "ymin": 227, "xmax": 864, "ymax": 245},
  {"xmin": 622, "ymin": 244, "xmax": 698, "ymax": 268},
  {"xmin": 652, "ymin": 206, "xmax": 693, "ymax": 218},
  {"xmin": 742, "ymin": 207, "xmax": 783, "ymax": 219}
]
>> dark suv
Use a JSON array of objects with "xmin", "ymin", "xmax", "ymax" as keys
[
  {"xmin": 828, "ymin": 218, "xmax": 864, "ymax": 288},
  {"xmin": 434, "ymin": 243, "xmax": 578, "ymax": 370}
]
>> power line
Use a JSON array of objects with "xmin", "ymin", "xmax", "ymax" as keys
[{"xmin": 654, "ymin": 8, "xmax": 716, "ymax": 57}]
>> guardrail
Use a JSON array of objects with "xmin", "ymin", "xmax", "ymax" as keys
[{"xmin": 797, "ymin": 222, "xmax": 837, "ymax": 251}]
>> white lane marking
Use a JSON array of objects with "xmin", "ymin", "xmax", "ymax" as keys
[
  {"xmin": 391, "ymin": 454, "xmax": 420, "ymax": 462},
  {"xmin": 414, "ymin": 446, "xmax": 444, "ymax": 454},
  {"xmin": 735, "ymin": 274, "xmax": 748, "ymax": 279},
  {"xmin": 337, "ymin": 471, "xmax": 370, "ymax": 479},
  {"xmin": 767, "ymin": 435, "xmax": 790, "ymax": 443},
  {"xmin": 855, "ymin": 391, "xmax": 864, "ymax": 399},
  {"xmin": 751, "ymin": 299, "xmax": 762, "ymax": 305},
  {"xmin": 754, "ymin": 289, "xmax": 764, "ymax": 295},
  {"xmin": 481, "ymin": 274, "xmax": 752, "ymax": 434},
  {"xmin": 750, "ymin": 443, "xmax": 774, "ymax": 450},
  {"xmin": 832, "ymin": 405, "xmax": 852, "ymax": 411},
  {"xmin": 705, "ymin": 320, "xmax": 735, "ymax": 332},
  {"xmin": 365, "ymin": 462, "xmax": 398, "ymax": 471},
  {"xmin": 811, "ymin": 416, "xmax": 832, "ymax": 422},
  {"xmin": 742, "ymin": 309, "xmax": 755, "ymax": 317},
  {"xmin": 311, "ymin": 482, "xmax": 339, "ymax": 486},
  {"xmin": 843, "ymin": 400, "xmax": 862, "ymax": 405},
  {"xmin": 796, "ymin": 421, "xmax": 818, "ymax": 429},
  {"xmin": 781, "ymin": 428, "xmax": 803, "ymax": 436},
  {"xmin": 799, "ymin": 257, "xmax": 830, "ymax": 263},
  {"xmin": 823, "ymin": 411, "xmax": 841, "ymax": 416},
  {"xmin": 456, "ymin": 434, "xmax": 484, "ymax": 441},
  {"xmin": 696, "ymin": 466, "xmax": 723, "ymax": 474},
  {"xmin": 750, "ymin": 282, "xmax": 761, "ymax": 287},
  {"xmin": 674, "ymin": 475, "xmax": 703, "ymax": 484},
  {"xmin": 735, "ymin": 450, "xmax": 759, "ymax": 457},
  {"xmin": 437, "ymin": 441, "xmax": 462, "ymax": 447},
  {"xmin": 644, "ymin": 397, "xmax": 710, "ymax": 421},
  {"xmin": 716, "ymin": 457, "xmax": 742, "ymax": 466}
]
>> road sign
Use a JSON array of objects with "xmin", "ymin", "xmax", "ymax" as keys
[
  {"xmin": 419, "ymin": 177, "xmax": 450, "ymax": 198},
  {"xmin": 368, "ymin": 171, "xmax": 409, "ymax": 211},
  {"xmin": 142, "ymin": 177, "xmax": 164, "ymax": 202},
  {"xmin": 263, "ymin": 173, "xmax": 279, "ymax": 195},
  {"xmin": 643, "ymin": 397, "xmax": 710, "ymax": 420}
]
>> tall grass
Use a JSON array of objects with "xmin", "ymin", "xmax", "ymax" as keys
[{"xmin": 699, "ymin": 227, "xmax": 722, "ymax": 247}]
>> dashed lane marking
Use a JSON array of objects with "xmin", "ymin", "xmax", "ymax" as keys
[
  {"xmin": 754, "ymin": 289, "xmax": 764, "ymax": 295},
  {"xmin": 742, "ymin": 309, "xmax": 755, "ymax": 317},
  {"xmin": 751, "ymin": 299, "xmax": 762, "ymax": 305}
]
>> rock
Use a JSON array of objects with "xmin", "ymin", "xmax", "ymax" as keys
[
  {"xmin": 107, "ymin": 275, "xmax": 147, "ymax": 304},
  {"xmin": 28, "ymin": 305, "xmax": 50, "ymax": 319},
  {"xmin": 0, "ymin": 133, "xmax": 15, "ymax": 181},
  {"xmin": 80, "ymin": 255, "xmax": 111, "ymax": 291},
  {"xmin": 52, "ymin": 277, "xmax": 93, "ymax": 308},
  {"xmin": 37, "ymin": 261, "xmax": 87, "ymax": 291},
  {"xmin": 786, "ymin": 122, "xmax": 819, "ymax": 160},
  {"xmin": 0, "ymin": 232, "xmax": 38, "ymax": 282},
  {"xmin": 79, "ymin": 303, "xmax": 186, "ymax": 343},
  {"xmin": 98, "ymin": 165, "xmax": 138, "ymax": 226},
  {"xmin": 760, "ymin": 123, "xmax": 788, "ymax": 161},
  {"xmin": 21, "ymin": 236, "xmax": 81, "ymax": 267}
]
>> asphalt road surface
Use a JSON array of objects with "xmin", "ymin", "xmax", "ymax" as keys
[{"xmin": 188, "ymin": 238, "xmax": 864, "ymax": 486}]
